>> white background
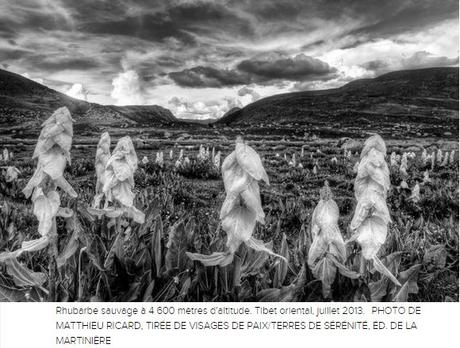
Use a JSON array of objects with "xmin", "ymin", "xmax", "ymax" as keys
[{"xmin": 0, "ymin": 302, "xmax": 458, "ymax": 348}]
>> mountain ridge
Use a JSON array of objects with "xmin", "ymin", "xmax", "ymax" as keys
[
  {"xmin": 0, "ymin": 68, "xmax": 177, "ymax": 127},
  {"xmin": 216, "ymin": 67, "xmax": 459, "ymax": 125},
  {"xmin": 1, "ymin": 67, "xmax": 458, "ymax": 129}
]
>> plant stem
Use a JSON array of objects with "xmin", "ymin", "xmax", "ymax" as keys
[
  {"xmin": 48, "ymin": 219, "xmax": 58, "ymax": 301},
  {"xmin": 232, "ymin": 249, "xmax": 243, "ymax": 300}
]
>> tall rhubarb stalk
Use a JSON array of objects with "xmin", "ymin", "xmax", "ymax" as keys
[
  {"xmin": 349, "ymin": 134, "xmax": 400, "ymax": 286},
  {"xmin": 187, "ymin": 136, "xmax": 284, "ymax": 267}
]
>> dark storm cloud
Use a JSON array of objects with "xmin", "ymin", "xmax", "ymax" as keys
[
  {"xmin": 33, "ymin": 57, "xmax": 101, "ymax": 71},
  {"xmin": 71, "ymin": 1, "xmax": 253, "ymax": 45},
  {"xmin": 362, "ymin": 51, "xmax": 459, "ymax": 75},
  {"xmin": 237, "ymin": 54, "xmax": 336, "ymax": 81},
  {"xmin": 0, "ymin": 0, "xmax": 457, "ymax": 106},
  {"xmin": 82, "ymin": 13, "xmax": 197, "ymax": 46},
  {"xmin": 169, "ymin": 54, "xmax": 336, "ymax": 88},
  {"xmin": 169, "ymin": 66, "xmax": 251, "ymax": 88},
  {"xmin": 0, "ymin": 22, "xmax": 17, "ymax": 39},
  {"xmin": 0, "ymin": 48, "xmax": 30, "ymax": 61}
]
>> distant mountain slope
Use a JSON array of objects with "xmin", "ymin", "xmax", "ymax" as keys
[
  {"xmin": 216, "ymin": 67, "xmax": 459, "ymax": 125},
  {"xmin": 0, "ymin": 68, "xmax": 177, "ymax": 127}
]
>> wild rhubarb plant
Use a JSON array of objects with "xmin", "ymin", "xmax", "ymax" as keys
[
  {"xmin": 187, "ymin": 136, "xmax": 283, "ymax": 266},
  {"xmin": 348, "ymin": 134, "xmax": 400, "ymax": 286},
  {"xmin": 308, "ymin": 181, "xmax": 357, "ymax": 297},
  {"xmin": 88, "ymin": 136, "xmax": 145, "ymax": 224},
  {"xmin": 92, "ymin": 131, "xmax": 111, "ymax": 208},
  {"xmin": 0, "ymin": 107, "xmax": 77, "ymax": 299}
]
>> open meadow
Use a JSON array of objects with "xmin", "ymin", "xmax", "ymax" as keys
[{"xmin": 0, "ymin": 113, "xmax": 458, "ymax": 302}]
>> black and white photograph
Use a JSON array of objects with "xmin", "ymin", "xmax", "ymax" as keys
[{"xmin": 0, "ymin": 0, "xmax": 458, "ymax": 302}]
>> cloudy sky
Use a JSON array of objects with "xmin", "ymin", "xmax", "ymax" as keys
[{"xmin": 0, "ymin": 0, "xmax": 458, "ymax": 119}]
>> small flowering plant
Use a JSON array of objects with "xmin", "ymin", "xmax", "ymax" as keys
[{"xmin": 2, "ymin": 166, "xmax": 20, "ymax": 183}]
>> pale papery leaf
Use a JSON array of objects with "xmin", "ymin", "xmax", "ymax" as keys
[
  {"xmin": 54, "ymin": 176, "xmax": 78, "ymax": 198},
  {"xmin": 360, "ymin": 134, "xmax": 386, "ymax": 159},
  {"xmin": 21, "ymin": 236, "xmax": 49, "ymax": 252},
  {"xmin": 235, "ymin": 139, "xmax": 269, "ymax": 185},
  {"xmin": 32, "ymin": 138, "xmax": 55, "ymax": 159},
  {"xmin": 222, "ymin": 153, "xmax": 247, "ymax": 193},
  {"xmin": 111, "ymin": 136, "xmax": 138, "ymax": 171},
  {"xmin": 39, "ymin": 147, "xmax": 67, "ymax": 179},
  {"xmin": 222, "ymin": 206, "xmax": 257, "ymax": 253},
  {"xmin": 350, "ymin": 189, "xmax": 390, "ymax": 231},
  {"xmin": 245, "ymin": 237, "xmax": 287, "ymax": 261},
  {"xmin": 52, "ymin": 133, "xmax": 72, "ymax": 155},
  {"xmin": 5, "ymin": 258, "xmax": 47, "ymax": 288},
  {"xmin": 32, "ymin": 189, "xmax": 60, "ymax": 236},
  {"xmin": 354, "ymin": 177, "xmax": 387, "ymax": 201},
  {"xmin": 124, "ymin": 206, "xmax": 145, "ymax": 224},
  {"xmin": 355, "ymin": 150, "xmax": 390, "ymax": 197},
  {"xmin": 240, "ymin": 181, "xmax": 265, "ymax": 223},
  {"xmin": 186, "ymin": 251, "xmax": 234, "ymax": 267},
  {"xmin": 355, "ymin": 217, "xmax": 387, "ymax": 260},
  {"xmin": 373, "ymin": 256, "xmax": 401, "ymax": 286},
  {"xmin": 22, "ymin": 166, "xmax": 45, "ymax": 198},
  {"xmin": 111, "ymin": 159, "xmax": 134, "ymax": 183},
  {"xmin": 56, "ymin": 207, "xmax": 73, "ymax": 218},
  {"xmin": 0, "ymin": 249, "xmax": 23, "ymax": 262},
  {"xmin": 308, "ymin": 233, "xmax": 329, "ymax": 267},
  {"xmin": 221, "ymin": 150, "xmax": 237, "ymax": 174},
  {"xmin": 112, "ymin": 181, "xmax": 135, "ymax": 207},
  {"xmin": 103, "ymin": 207, "xmax": 124, "ymax": 218}
]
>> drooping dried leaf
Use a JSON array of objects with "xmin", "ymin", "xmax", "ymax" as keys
[
  {"xmin": 373, "ymin": 256, "xmax": 401, "ymax": 286},
  {"xmin": 22, "ymin": 236, "xmax": 49, "ymax": 252},
  {"xmin": 245, "ymin": 237, "xmax": 286, "ymax": 261},
  {"xmin": 5, "ymin": 258, "xmax": 46, "ymax": 288},
  {"xmin": 186, "ymin": 251, "xmax": 234, "ymax": 267},
  {"xmin": 0, "ymin": 283, "xmax": 43, "ymax": 302}
]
